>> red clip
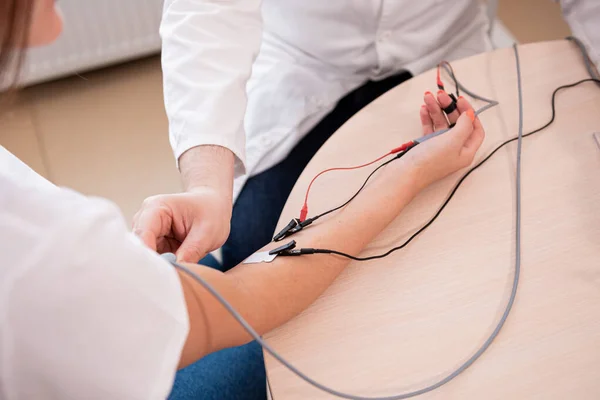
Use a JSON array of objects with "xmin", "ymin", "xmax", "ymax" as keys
[{"xmin": 391, "ymin": 141, "xmax": 415, "ymax": 154}]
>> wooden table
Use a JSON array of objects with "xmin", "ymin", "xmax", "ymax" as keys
[{"xmin": 264, "ymin": 41, "xmax": 600, "ymax": 399}]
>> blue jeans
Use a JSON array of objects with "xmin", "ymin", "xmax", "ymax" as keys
[{"xmin": 169, "ymin": 71, "xmax": 411, "ymax": 400}]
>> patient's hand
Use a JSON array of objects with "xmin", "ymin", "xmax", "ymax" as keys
[{"xmin": 402, "ymin": 91, "xmax": 485, "ymax": 190}]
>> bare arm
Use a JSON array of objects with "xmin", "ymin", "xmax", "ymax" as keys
[
  {"xmin": 176, "ymin": 99, "xmax": 484, "ymax": 368},
  {"xmin": 176, "ymin": 157, "xmax": 419, "ymax": 367}
]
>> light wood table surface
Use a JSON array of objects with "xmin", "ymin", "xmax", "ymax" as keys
[{"xmin": 264, "ymin": 41, "xmax": 600, "ymax": 399}]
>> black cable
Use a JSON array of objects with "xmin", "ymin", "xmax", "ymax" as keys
[
  {"xmin": 171, "ymin": 44, "xmax": 528, "ymax": 400},
  {"xmin": 309, "ymin": 151, "xmax": 407, "ymax": 223},
  {"xmin": 168, "ymin": 43, "xmax": 597, "ymax": 400},
  {"xmin": 307, "ymin": 77, "xmax": 600, "ymax": 261},
  {"xmin": 301, "ymin": 63, "xmax": 497, "ymax": 232}
]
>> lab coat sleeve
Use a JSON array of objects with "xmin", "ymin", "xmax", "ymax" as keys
[
  {"xmin": 4, "ymin": 191, "xmax": 189, "ymax": 400},
  {"xmin": 559, "ymin": 0, "xmax": 600, "ymax": 71},
  {"xmin": 160, "ymin": 0, "xmax": 264, "ymax": 176}
]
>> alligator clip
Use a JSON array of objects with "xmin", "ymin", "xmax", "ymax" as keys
[
  {"xmin": 272, "ymin": 218, "xmax": 314, "ymax": 242},
  {"xmin": 273, "ymin": 219, "xmax": 301, "ymax": 242},
  {"xmin": 268, "ymin": 240, "xmax": 297, "ymax": 256}
]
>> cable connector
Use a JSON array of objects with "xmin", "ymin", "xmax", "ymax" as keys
[
  {"xmin": 268, "ymin": 240, "xmax": 297, "ymax": 256},
  {"xmin": 299, "ymin": 204, "xmax": 308, "ymax": 222},
  {"xmin": 268, "ymin": 240, "xmax": 320, "ymax": 257},
  {"xmin": 436, "ymin": 64, "xmax": 445, "ymax": 91},
  {"xmin": 273, "ymin": 219, "xmax": 299, "ymax": 242},
  {"xmin": 285, "ymin": 248, "xmax": 318, "ymax": 256},
  {"xmin": 390, "ymin": 141, "xmax": 415, "ymax": 154},
  {"xmin": 272, "ymin": 218, "xmax": 314, "ymax": 242}
]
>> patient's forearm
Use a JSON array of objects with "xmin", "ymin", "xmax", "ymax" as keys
[{"xmin": 177, "ymin": 158, "xmax": 419, "ymax": 368}]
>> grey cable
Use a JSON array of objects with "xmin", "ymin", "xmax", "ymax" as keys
[
  {"xmin": 414, "ymin": 64, "xmax": 500, "ymax": 143},
  {"xmin": 165, "ymin": 43, "xmax": 525, "ymax": 400},
  {"xmin": 441, "ymin": 63, "xmax": 500, "ymax": 113},
  {"xmin": 416, "ymin": 100, "xmax": 497, "ymax": 144}
]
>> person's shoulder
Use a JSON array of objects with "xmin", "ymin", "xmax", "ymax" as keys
[
  {"xmin": 1, "ymin": 170, "xmax": 186, "ymax": 317},
  {"xmin": 1, "ymin": 145, "xmax": 124, "ymax": 237},
  {"xmin": 0, "ymin": 176, "xmax": 188, "ymax": 400},
  {"xmin": 1, "ymin": 171, "xmax": 123, "ymax": 250},
  {"xmin": 0, "ymin": 167, "xmax": 134, "ymax": 300}
]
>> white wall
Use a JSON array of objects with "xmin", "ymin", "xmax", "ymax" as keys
[{"xmin": 21, "ymin": 0, "xmax": 163, "ymax": 86}]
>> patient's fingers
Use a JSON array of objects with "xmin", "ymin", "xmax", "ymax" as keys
[
  {"xmin": 420, "ymin": 105, "xmax": 434, "ymax": 136},
  {"xmin": 456, "ymin": 96, "xmax": 485, "ymax": 152},
  {"xmin": 436, "ymin": 91, "xmax": 460, "ymax": 125},
  {"xmin": 456, "ymin": 96, "xmax": 474, "ymax": 114},
  {"xmin": 424, "ymin": 91, "xmax": 448, "ymax": 130}
]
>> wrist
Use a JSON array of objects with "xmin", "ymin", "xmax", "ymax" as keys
[
  {"xmin": 385, "ymin": 157, "xmax": 423, "ymax": 198},
  {"xmin": 179, "ymin": 145, "xmax": 235, "ymax": 198}
]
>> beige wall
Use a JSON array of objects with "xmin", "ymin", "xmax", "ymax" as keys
[{"xmin": 498, "ymin": 0, "xmax": 571, "ymax": 43}]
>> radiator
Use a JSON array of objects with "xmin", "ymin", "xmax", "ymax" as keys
[
  {"xmin": 19, "ymin": 1, "xmax": 513, "ymax": 86},
  {"xmin": 21, "ymin": 0, "xmax": 164, "ymax": 86}
]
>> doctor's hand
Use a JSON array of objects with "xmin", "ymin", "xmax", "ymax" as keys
[
  {"xmin": 133, "ymin": 145, "xmax": 235, "ymax": 263},
  {"xmin": 402, "ymin": 91, "xmax": 485, "ymax": 191},
  {"xmin": 132, "ymin": 189, "xmax": 231, "ymax": 263}
]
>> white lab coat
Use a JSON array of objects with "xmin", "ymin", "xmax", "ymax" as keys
[
  {"xmin": 161, "ymin": 0, "xmax": 600, "ymax": 199},
  {"xmin": 0, "ymin": 146, "xmax": 189, "ymax": 399}
]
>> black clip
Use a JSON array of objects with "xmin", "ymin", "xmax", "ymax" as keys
[
  {"xmin": 268, "ymin": 240, "xmax": 297, "ymax": 256},
  {"xmin": 273, "ymin": 218, "xmax": 313, "ymax": 242},
  {"xmin": 273, "ymin": 219, "xmax": 300, "ymax": 242},
  {"xmin": 268, "ymin": 240, "xmax": 317, "ymax": 257},
  {"xmin": 442, "ymin": 93, "xmax": 458, "ymax": 115}
]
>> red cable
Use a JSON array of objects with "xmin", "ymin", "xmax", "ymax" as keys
[
  {"xmin": 299, "ymin": 142, "xmax": 414, "ymax": 221},
  {"xmin": 300, "ymin": 61, "xmax": 457, "ymax": 223},
  {"xmin": 438, "ymin": 60, "xmax": 460, "ymax": 96},
  {"xmin": 300, "ymin": 61, "xmax": 459, "ymax": 222},
  {"xmin": 436, "ymin": 63, "xmax": 445, "ymax": 90}
]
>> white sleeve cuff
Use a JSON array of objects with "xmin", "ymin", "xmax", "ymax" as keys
[{"xmin": 561, "ymin": 0, "xmax": 600, "ymax": 71}]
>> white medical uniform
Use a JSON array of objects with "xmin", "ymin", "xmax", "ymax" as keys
[
  {"xmin": 0, "ymin": 146, "xmax": 189, "ymax": 399},
  {"xmin": 161, "ymin": 0, "xmax": 600, "ymax": 199}
]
